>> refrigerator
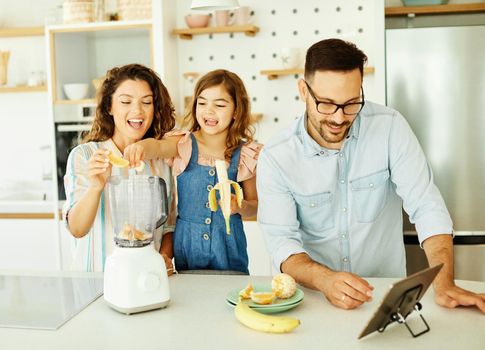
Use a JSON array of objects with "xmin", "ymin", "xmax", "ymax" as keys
[{"xmin": 386, "ymin": 25, "xmax": 485, "ymax": 281}]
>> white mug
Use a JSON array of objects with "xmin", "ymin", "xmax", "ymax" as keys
[
  {"xmin": 280, "ymin": 48, "xmax": 301, "ymax": 69},
  {"xmin": 234, "ymin": 6, "xmax": 251, "ymax": 26}
]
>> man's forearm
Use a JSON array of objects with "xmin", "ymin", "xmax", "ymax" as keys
[
  {"xmin": 281, "ymin": 253, "xmax": 333, "ymax": 292},
  {"xmin": 422, "ymin": 234, "xmax": 454, "ymax": 289}
]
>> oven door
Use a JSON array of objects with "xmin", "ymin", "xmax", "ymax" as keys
[{"xmin": 55, "ymin": 122, "xmax": 92, "ymax": 200}]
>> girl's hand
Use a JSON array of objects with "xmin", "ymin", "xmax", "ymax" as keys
[
  {"xmin": 161, "ymin": 253, "xmax": 175, "ymax": 276},
  {"xmin": 230, "ymin": 194, "xmax": 244, "ymax": 215},
  {"xmin": 88, "ymin": 149, "xmax": 111, "ymax": 191},
  {"xmin": 123, "ymin": 142, "xmax": 146, "ymax": 169}
]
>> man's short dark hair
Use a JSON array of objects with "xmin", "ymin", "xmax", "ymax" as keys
[{"xmin": 304, "ymin": 39, "xmax": 368, "ymax": 82}]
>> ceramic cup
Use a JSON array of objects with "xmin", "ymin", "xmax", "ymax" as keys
[
  {"xmin": 234, "ymin": 6, "xmax": 251, "ymax": 25},
  {"xmin": 214, "ymin": 10, "xmax": 230, "ymax": 27},
  {"xmin": 280, "ymin": 48, "xmax": 301, "ymax": 69}
]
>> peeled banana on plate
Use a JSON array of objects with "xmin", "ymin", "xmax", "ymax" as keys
[
  {"xmin": 208, "ymin": 159, "xmax": 243, "ymax": 234},
  {"xmin": 234, "ymin": 301, "xmax": 300, "ymax": 334}
]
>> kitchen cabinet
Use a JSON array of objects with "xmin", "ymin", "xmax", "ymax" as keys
[
  {"xmin": 0, "ymin": 26, "xmax": 47, "ymax": 92},
  {"xmin": 0, "ymin": 219, "xmax": 59, "ymax": 271},
  {"xmin": 47, "ymin": 20, "xmax": 153, "ymax": 105}
]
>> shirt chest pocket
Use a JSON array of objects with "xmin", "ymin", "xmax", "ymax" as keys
[
  {"xmin": 293, "ymin": 191, "xmax": 334, "ymax": 234},
  {"xmin": 350, "ymin": 169, "xmax": 390, "ymax": 223}
]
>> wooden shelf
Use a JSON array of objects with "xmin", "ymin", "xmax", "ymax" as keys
[
  {"xmin": 176, "ymin": 113, "xmax": 263, "ymax": 126},
  {"xmin": 54, "ymin": 98, "xmax": 96, "ymax": 105},
  {"xmin": 260, "ymin": 67, "xmax": 375, "ymax": 80},
  {"xmin": 385, "ymin": 3, "xmax": 485, "ymax": 17},
  {"xmin": 0, "ymin": 213, "xmax": 55, "ymax": 219},
  {"xmin": 172, "ymin": 25, "xmax": 259, "ymax": 40},
  {"xmin": 0, "ymin": 26, "xmax": 44, "ymax": 37},
  {"xmin": 47, "ymin": 20, "xmax": 152, "ymax": 34},
  {"xmin": 0, "ymin": 85, "xmax": 47, "ymax": 93}
]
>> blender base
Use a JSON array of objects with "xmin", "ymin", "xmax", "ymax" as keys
[
  {"xmin": 104, "ymin": 244, "xmax": 170, "ymax": 315},
  {"xmin": 105, "ymin": 299, "xmax": 170, "ymax": 315}
]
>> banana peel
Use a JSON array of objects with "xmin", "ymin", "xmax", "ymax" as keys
[
  {"xmin": 234, "ymin": 300, "xmax": 300, "ymax": 333},
  {"xmin": 208, "ymin": 159, "xmax": 243, "ymax": 234}
]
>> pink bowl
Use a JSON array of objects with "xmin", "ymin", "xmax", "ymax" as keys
[{"xmin": 185, "ymin": 14, "xmax": 210, "ymax": 28}]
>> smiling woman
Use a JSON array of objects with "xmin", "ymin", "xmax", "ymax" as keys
[{"xmin": 61, "ymin": 64, "xmax": 177, "ymax": 272}]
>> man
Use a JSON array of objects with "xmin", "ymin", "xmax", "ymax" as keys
[{"xmin": 257, "ymin": 39, "xmax": 485, "ymax": 312}]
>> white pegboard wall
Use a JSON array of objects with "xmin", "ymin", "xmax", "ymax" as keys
[{"xmin": 175, "ymin": 0, "xmax": 385, "ymax": 143}]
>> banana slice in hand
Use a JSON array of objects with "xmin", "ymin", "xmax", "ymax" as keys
[
  {"xmin": 234, "ymin": 301, "xmax": 300, "ymax": 333},
  {"xmin": 208, "ymin": 159, "xmax": 243, "ymax": 235},
  {"xmin": 108, "ymin": 153, "xmax": 129, "ymax": 168}
]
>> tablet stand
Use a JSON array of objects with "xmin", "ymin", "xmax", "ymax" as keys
[{"xmin": 377, "ymin": 284, "xmax": 430, "ymax": 338}]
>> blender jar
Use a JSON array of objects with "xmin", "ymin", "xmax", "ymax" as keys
[{"xmin": 108, "ymin": 175, "xmax": 168, "ymax": 247}]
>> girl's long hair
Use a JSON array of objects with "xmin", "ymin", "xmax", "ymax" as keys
[
  {"xmin": 188, "ymin": 69, "xmax": 254, "ymax": 160},
  {"xmin": 83, "ymin": 64, "xmax": 175, "ymax": 143}
]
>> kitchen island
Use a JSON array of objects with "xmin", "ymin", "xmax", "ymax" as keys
[{"xmin": 1, "ymin": 271, "xmax": 484, "ymax": 350}]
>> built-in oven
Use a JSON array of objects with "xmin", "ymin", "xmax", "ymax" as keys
[{"xmin": 54, "ymin": 122, "xmax": 92, "ymax": 200}]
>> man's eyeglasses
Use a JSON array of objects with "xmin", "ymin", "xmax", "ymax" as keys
[{"xmin": 304, "ymin": 81, "xmax": 365, "ymax": 116}]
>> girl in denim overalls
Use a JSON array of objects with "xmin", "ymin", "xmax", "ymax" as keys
[{"xmin": 165, "ymin": 70, "xmax": 262, "ymax": 274}]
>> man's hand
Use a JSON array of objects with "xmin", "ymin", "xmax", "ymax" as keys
[
  {"xmin": 435, "ymin": 284, "xmax": 485, "ymax": 313},
  {"xmin": 282, "ymin": 253, "xmax": 374, "ymax": 310},
  {"xmin": 318, "ymin": 271, "xmax": 374, "ymax": 310}
]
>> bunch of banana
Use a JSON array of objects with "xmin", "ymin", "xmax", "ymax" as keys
[
  {"xmin": 208, "ymin": 159, "xmax": 243, "ymax": 234},
  {"xmin": 234, "ymin": 301, "xmax": 300, "ymax": 333}
]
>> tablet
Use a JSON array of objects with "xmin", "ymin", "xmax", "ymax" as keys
[{"xmin": 358, "ymin": 263, "xmax": 443, "ymax": 339}]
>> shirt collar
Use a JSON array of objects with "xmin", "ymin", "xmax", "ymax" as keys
[{"xmin": 299, "ymin": 111, "xmax": 362, "ymax": 158}]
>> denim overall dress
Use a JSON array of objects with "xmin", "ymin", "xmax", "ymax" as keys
[{"xmin": 173, "ymin": 134, "xmax": 249, "ymax": 273}]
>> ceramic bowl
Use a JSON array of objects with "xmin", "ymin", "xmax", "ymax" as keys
[
  {"xmin": 184, "ymin": 14, "xmax": 210, "ymax": 28},
  {"xmin": 64, "ymin": 83, "xmax": 89, "ymax": 100}
]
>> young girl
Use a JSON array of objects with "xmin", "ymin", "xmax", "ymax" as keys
[
  {"xmin": 63, "ymin": 64, "xmax": 179, "ymax": 272},
  {"xmin": 129, "ymin": 69, "xmax": 262, "ymax": 274}
]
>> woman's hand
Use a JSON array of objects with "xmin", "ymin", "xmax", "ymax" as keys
[{"xmin": 88, "ymin": 149, "xmax": 111, "ymax": 191}]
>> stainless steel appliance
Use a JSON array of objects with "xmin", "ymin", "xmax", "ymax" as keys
[
  {"xmin": 386, "ymin": 24, "xmax": 485, "ymax": 281},
  {"xmin": 54, "ymin": 122, "xmax": 91, "ymax": 200}
]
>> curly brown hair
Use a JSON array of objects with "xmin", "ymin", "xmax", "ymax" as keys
[
  {"xmin": 83, "ymin": 64, "xmax": 175, "ymax": 143},
  {"xmin": 187, "ymin": 69, "xmax": 254, "ymax": 160}
]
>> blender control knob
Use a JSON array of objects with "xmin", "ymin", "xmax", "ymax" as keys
[{"xmin": 138, "ymin": 272, "xmax": 160, "ymax": 292}]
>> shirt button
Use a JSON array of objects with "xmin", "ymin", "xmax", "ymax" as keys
[
  {"xmin": 207, "ymin": 184, "xmax": 213, "ymax": 191},
  {"xmin": 209, "ymin": 169, "xmax": 216, "ymax": 176},
  {"xmin": 319, "ymin": 151, "xmax": 325, "ymax": 155},
  {"xmin": 340, "ymin": 180, "xmax": 345, "ymax": 184},
  {"xmin": 339, "ymin": 153, "xmax": 343, "ymax": 157},
  {"xmin": 343, "ymin": 257, "xmax": 349, "ymax": 262},
  {"xmin": 369, "ymin": 183, "xmax": 374, "ymax": 188},
  {"xmin": 203, "ymin": 233, "xmax": 210, "ymax": 240},
  {"xmin": 205, "ymin": 218, "xmax": 211, "ymax": 225},
  {"xmin": 205, "ymin": 202, "xmax": 211, "ymax": 208},
  {"xmin": 342, "ymin": 207, "xmax": 347, "ymax": 212},
  {"xmin": 310, "ymin": 203, "xmax": 315, "ymax": 208},
  {"xmin": 341, "ymin": 233, "xmax": 346, "ymax": 239}
]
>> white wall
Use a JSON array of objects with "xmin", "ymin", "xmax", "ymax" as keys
[{"xmin": 174, "ymin": 0, "xmax": 386, "ymax": 143}]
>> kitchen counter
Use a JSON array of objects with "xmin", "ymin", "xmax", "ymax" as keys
[
  {"xmin": 1, "ymin": 271, "xmax": 484, "ymax": 350},
  {"xmin": 0, "ymin": 201, "xmax": 57, "ymax": 219}
]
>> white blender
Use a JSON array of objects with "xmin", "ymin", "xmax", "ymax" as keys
[{"xmin": 104, "ymin": 175, "xmax": 170, "ymax": 314}]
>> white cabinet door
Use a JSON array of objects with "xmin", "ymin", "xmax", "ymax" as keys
[{"xmin": 0, "ymin": 219, "xmax": 59, "ymax": 271}]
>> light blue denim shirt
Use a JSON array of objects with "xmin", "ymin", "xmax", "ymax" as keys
[{"xmin": 257, "ymin": 101, "xmax": 453, "ymax": 277}]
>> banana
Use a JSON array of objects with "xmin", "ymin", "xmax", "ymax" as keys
[
  {"xmin": 208, "ymin": 159, "xmax": 243, "ymax": 234},
  {"xmin": 234, "ymin": 301, "xmax": 300, "ymax": 333}
]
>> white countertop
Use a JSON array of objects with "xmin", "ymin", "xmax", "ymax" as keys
[
  {"xmin": 0, "ymin": 201, "xmax": 55, "ymax": 214},
  {"xmin": 1, "ymin": 272, "xmax": 484, "ymax": 350}
]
